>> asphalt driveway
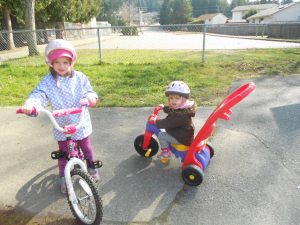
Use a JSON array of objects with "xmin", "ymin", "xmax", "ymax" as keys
[{"xmin": 0, "ymin": 75, "xmax": 299, "ymax": 225}]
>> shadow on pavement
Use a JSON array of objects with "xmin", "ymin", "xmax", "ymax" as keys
[
  {"xmin": 271, "ymin": 103, "xmax": 300, "ymax": 135},
  {"xmin": 99, "ymin": 154, "xmax": 184, "ymax": 222}
]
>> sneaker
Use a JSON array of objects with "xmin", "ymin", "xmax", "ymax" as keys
[
  {"xmin": 59, "ymin": 176, "xmax": 67, "ymax": 194},
  {"xmin": 157, "ymin": 148, "xmax": 172, "ymax": 160},
  {"xmin": 88, "ymin": 168, "xmax": 100, "ymax": 182}
]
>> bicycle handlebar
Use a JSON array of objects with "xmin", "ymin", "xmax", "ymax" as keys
[{"xmin": 16, "ymin": 106, "xmax": 87, "ymax": 134}]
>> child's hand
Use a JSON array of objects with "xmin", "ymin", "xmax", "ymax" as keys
[
  {"xmin": 21, "ymin": 102, "xmax": 34, "ymax": 115},
  {"xmin": 157, "ymin": 104, "xmax": 164, "ymax": 109},
  {"xmin": 21, "ymin": 102, "xmax": 38, "ymax": 116},
  {"xmin": 154, "ymin": 104, "xmax": 164, "ymax": 113},
  {"xmin": 88, "ymin": 97, "xmax": 98, "ymax": 107},
  {"xmin": 80, "ymin": 97, "xmax": 98, "ymax": 107},
  {"xmin": 148, "ymin": 114, "xmax": 158, "ymax": 124}
]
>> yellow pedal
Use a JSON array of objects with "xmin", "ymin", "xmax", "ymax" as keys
[
  {"xmin": 161, "ymin": 158, "xmax": 170, "ymax": 164},
  {"xmin": 145, "ymin": 148, "xmax": 152, "ymax": 157}
]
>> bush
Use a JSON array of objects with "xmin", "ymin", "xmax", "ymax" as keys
[{"xmin": 121, "ymin": 26, "xmax": 139, "ymax": 36}]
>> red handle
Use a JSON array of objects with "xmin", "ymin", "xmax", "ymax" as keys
[
  {"xmin": 16, "ymin": 107, "xmax": 37, "ymax": 116},
  {"xmin": 153, "ymin": 106, "xmax": 161, "ymax": 115}
]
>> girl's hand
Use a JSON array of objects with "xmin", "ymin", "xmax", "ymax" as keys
[
  {"xmin": 80, "ymin": 97, "xmax": 98, "ymax": 107},
  {"xmin": 20, "ymin": 102, "xmax": 38, "ymax": 116},
  {"xmin": 148, "ymin": 114, "xmax": 158, "ymax": 124},
  {"xmin": 157, "ymin": 104, "xmax": 164, "ymax": 109},
  {"xmin": 22, "ymin": 102, "xmax": 34, "ymax": 115},
  {"xmin": 88, "ymin": 97, "xmax": 98, "ymax": 107}
]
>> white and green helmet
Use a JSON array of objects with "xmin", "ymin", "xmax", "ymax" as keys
[{"xmin": 165, "ymin": 81, "xmax": 190, "ymax": 98}]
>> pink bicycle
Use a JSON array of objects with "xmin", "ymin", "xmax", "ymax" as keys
[{"xmin": 16, "ymin": 104, "xmax": 103, "ymax": 225}]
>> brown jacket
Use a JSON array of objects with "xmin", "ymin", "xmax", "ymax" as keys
[{"xmin": 156, "ymin": 102, "xmax": 196, "ymax": 146}]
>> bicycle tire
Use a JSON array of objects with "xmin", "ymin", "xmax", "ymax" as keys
[{"xmin": 68, "ymin": 169, "xmax": 103, "ymax": 225}]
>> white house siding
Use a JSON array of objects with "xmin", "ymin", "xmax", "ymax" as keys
[
  {"xmin": 232, "ymin": 11, "xmax": 243, "ymax": 20},
  {"xmin": 271, "ymin": 3, "xmax": 300, "ymax": 22},
  {"xmin": 232, "ymin": 4, "xmax": 278, "ymax": 21},
  {"xmin": 211, "ymin": 14, "xmax": 228, "ymax": 24}
]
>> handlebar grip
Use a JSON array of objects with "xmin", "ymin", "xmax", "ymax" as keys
[
  {"xmin": 16, "ymin": 107, "xmax": 38, "ymax": 116},
  {"xmin": 153, "ymin": 106, "xmax": 161, "ymax": 115},
  {"xmin": 80, "ymin": 98, "xmax": 96, "ymax": 107},
  {"xmin": 16, "ymin": 108, "xmax": 24, "ymax": 114}
]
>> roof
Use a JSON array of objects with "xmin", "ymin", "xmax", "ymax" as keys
[
  {"xmin": 247, "ymin": 2, "xmax": 299, "ymax": 20},
  {"xmin": 227, "ymin": 19, "xmax": 248, "ymax": 23},
  {"xmin": 196, "ymin": 13, "xmax": 226, "ymax": 21},
  {"xmin": 232, "ymin": 3, "xmax": 278, "ymax": 12}
]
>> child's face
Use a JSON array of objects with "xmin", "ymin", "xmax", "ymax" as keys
[
  {"xmin": 168, "ymin": 94, "xmax": 186, "ymax": 109},
  {"xmin": 52, "ymin": 57, "xmax": 72, "ymax": 76}
]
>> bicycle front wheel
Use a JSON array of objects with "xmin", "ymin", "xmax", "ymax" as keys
[{"xmin": 68, "ymin": 169, "xmax": 103, "ymax": 225}]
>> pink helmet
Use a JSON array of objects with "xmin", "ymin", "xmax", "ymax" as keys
[{"xmin": 45, "ymin": 39, "xmax": 77, "ymax": 66}]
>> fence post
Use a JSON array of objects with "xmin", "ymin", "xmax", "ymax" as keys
[
  {"xmin": 202, "ymin": 24, "xmax": 206, "ymax": 64},
  {"xmin": 97, "ymin": 28, "xmax": 102, "ymax": 64}
]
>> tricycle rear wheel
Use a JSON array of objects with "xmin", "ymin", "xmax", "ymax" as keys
[
  {"xmin": 206, "ymin": 142, "xmax": 215, "ymax": 158},
  {"xmin": 134, "ymin": 135, "xmax": 159, "ymax": 157}
]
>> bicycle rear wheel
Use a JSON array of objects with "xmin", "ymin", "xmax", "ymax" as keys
[{"xmin": 68, "ymin": 169, "xmax": 103, "ymax": 225}]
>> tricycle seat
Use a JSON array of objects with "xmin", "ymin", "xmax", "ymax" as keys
[{"xmin": 171, "ymin": 143, "xmax": 189, "ymax": 151}]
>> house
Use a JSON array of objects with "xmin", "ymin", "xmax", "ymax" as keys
[
  {"xmin": 247, "ymin": 2, "xmax": 300, "ymax": 23},
  {"xmin": 196, "ymin": 13, "xmax": 228, "ymax": 24},
  {"xmin": 231, "ymin": 3, "xmax": 278, "ymax": 22}
]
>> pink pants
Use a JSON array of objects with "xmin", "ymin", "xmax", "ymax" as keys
[{"xmin": 57, "ymin": 136, "xmax": 95, "ymax": 177}]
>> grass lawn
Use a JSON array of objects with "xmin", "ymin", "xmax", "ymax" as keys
[{"xmin": 0, "ymin": 48, "xmax": 299, "ymax": 107}]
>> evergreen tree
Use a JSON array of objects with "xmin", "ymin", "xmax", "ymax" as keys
[
  {"xmin": 171, "ymin": 0, "xmax": 193, "ymax": 24},
  {"xmin": 159, "ymin": 0, "xmax": 172, "ymax": 24}
]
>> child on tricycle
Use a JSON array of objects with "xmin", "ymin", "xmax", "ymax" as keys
[
  {"xmin": 149, "ymin": 81, "xmax": 196, "ymax": 163},
  {"xmin": 134, "ymin": 81, "xmax": 255, "ymax": 186}
]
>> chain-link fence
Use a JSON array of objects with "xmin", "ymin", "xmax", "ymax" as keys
[{"xmin": 1, "ymin": 23, "xmax": 300, "ymax": 64}]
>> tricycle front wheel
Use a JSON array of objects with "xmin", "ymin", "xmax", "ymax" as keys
[
  {"xmin": 182, "ymin": 165, "xmax": 204, "ymax": 186},
  {"xmin": 134, "ymin": 135, "xmax": 159, "ymax": 157}
]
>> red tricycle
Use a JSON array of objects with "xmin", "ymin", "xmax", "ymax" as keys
[{"xmin": 134, "ymin": 82, "xmax": 255, "ymax": 186}]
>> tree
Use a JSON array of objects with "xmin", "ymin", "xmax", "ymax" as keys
[
  {"xmin": 97, "ymin": 0, "xmax": 124, "ymax": 25},
  {"xmin": 218, "ymin": 0, "xmax": 231, "ymax": 17},
  {"xmin": 25, "ymin": 0, "xmax": 39, "ymax": 55},
  {"xmin": 159, "ymin": 0, "xmax": 192, "ymax": 24},
  {"xmin": 281, "ymin": 0, "xmax": 293, "ymax": 4},
  {"xmin": 119, "ymin": 1, "xmax": 137, "ymax": 24},
  {"xmin": 99, "ymin": 0, "xmax": 163, "ymax": 25},
  {"xmin": 171, "ymin": 0, "xmax": 192, "ymax": 24},
  {"xmin": 243, "ymin": 9, "xmax": 257, "ymax": 19},
  {"xmin": 36, "ymin": 0, "xmax": 102, "ymax": 37},
  {"xmin": 230, "ymin": 0, "xmax": 247, "ymax": 9},
  {"xmin": 0, "ymin": 0, "xmax": 20, "ymax": 49},
  {"xmin": 159, "ymin": 0, "xmax": 172, "ymax": 24}
]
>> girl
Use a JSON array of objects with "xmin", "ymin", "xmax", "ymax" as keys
[
  {"xmin": 22, "ymin": 39, "xmax": 100, "ymax": 193},
  {"xmin": 151, "ymin": 81, "xmax": 196, "ymax": 161}
]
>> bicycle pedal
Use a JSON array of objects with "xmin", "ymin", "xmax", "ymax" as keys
[
  {"xmin": 51, "ymin": 150, "xmax": 66, "ymax": 160},
  {"xmin": 92, "ymin": 160, "xmax": 103, "ymax": 169}
]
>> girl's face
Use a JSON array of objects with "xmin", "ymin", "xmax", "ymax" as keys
[
  {"xmin": 52, "ymin": 57, "xmax": 72, "ymax": 76},
  {"xmin": 168, "ymin": 94, "xmax": 186, "ymax": 109}
]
